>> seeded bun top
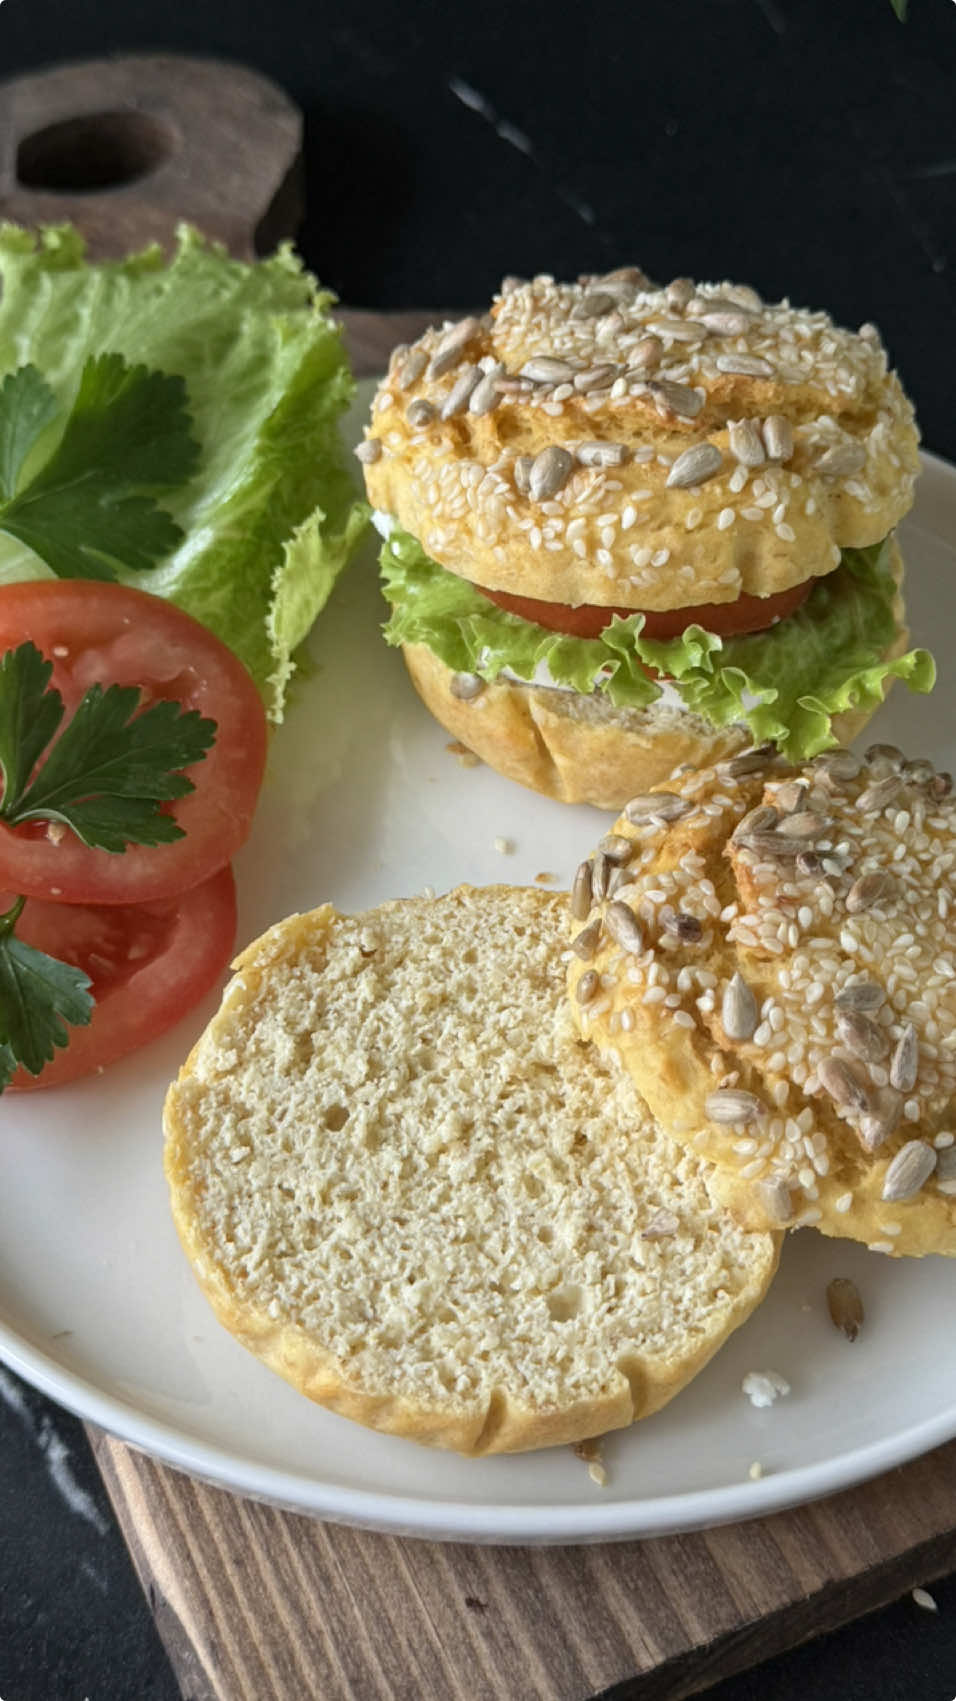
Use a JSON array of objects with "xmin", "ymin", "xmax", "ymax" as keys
[
  {"xmin": 565, "ymin": 743, "xmax": 956, "ymax": 1258},
  {"xmin": 360, "ymin": 269, "xmax": 920, "ymax": 612}
]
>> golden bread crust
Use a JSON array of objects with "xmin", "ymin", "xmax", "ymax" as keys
[
  {"xmin": 164, "ymin": 890, "xmax": 778, "ymax": 1454},
  {"xmin": 566, "ymin": 754, "xmax": 956, "ymax": 1258},
  {"xmin": 362, "ymin": 272, "xmax": 919, "ymax": 611}
]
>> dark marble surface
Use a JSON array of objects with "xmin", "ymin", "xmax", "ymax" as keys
[{"xmin": 1, "ymin": 0, "xmax": 955, "ymax": 1697}]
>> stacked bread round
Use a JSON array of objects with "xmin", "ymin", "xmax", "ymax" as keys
[
  {"xmin": 565, "ymin": 743, "xmax": 956, "ymax": 1258},
  {"xmin": 164, "ymin": 887, "xmax": 778, "ymax": 1454},
  {"xmin": 361, "ymin": 269, "xmax": 921, "ymax": 808}
]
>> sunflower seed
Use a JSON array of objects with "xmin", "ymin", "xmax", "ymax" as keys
[
  {"xmin": 700, "ymin": 309, "xmax": 753, "ymax": 335},
  {"xmin": 865, "ymin": 742, "xmax": 904, "ymax": 769},
  {"xmin": 450, "ymin": 671, "xmax": 485, "ymax": 701},
  {"xmin": 642, "ymin": 1208, "xmax": 680, "ymax": 1239},
  {"xmin": 571, "ymin": 859, "xmax": 593, "ymax": 921},
  {"xmin": 396, "ymin": 348, "xmax": 428, "ymax": 390},
  {"xmin": 521, "ymin": 356, "xmax": 577, "ymax": 385},
  {"xmin": 624, "ymin": 791, "xmax": 689, "ymax": 822},
  {"xmin": 627, "ymin": 335, "xmax": 664, "ymax": 373},
  {"xmin": 815, "ymin": 442, "xmax": 866, "ymax": 479},
  {"xmin": 354, "ymin": 438, "xmax": 382, "ymax": 464},
  {"xmin": 599, "ymin": 265, "xmax": 652, "ymax": 287},
  {"xmin": 529, "ymin": 445, "xmax": 574, "ymax": 501},
  {"xmin": 930, "ymin": 770, "xmax": 953, "ymax": 798},
  {"xmin": 761, "ymin": 415, "xmax": 793, "ymax": 462},
  {"xmin": 775, "ymin": 811, "xmax": 828, "ymax": 839},
  {"xmin": 856, "ymin": 774, "xmax": 903, "ymax": 814},
  {"xmin": 664, "ymin": 911, "xmax": 703, "ymax": 943},
  {"xmin": 577, "ymin": 441, "xmax": 628, "ymax": 468},
  {"xmin": 737, "ymin": 831, "xmax": 802, "ymax": 859},
  {"xmin": 605, "ymin": 901, "xmax": 644, "ymax": 954},
  {"xmin": 705, "ymin": 1088, "xmax": 766, "ymax": 1124},
  {"xmin": 575, "ymin": 969, "xmax": 600, "ymax": 1006},
  {"xmin": 811, "ymin": 749, "xmax": 862, "ymax": 782},
  {"xmin": 715, "ymin": 354, "xmax": 775, "ymax": 377},
  {"xmin": 571, "ymin": 918, "xmax": 603, "ymax": 960},
  {"xmin": 846, "ymin": 871, "xmax": 893, "ymax": 914},
  {"xmin": 836, "ymin": 1010, "xmax": 889, "ymax": 1063},
  {"xmin": 573, "ymin": 364, "xmax": 620, "ymax": 392},
  {"xmin": 406, "ymin": 398, "xmax": 436, "ymax": 428},
  {"xmin": 756, "ymin": 1177, "xmax": 793, "ymax": 1224},
  {"xmin": 774, "ymin": 780, "xmax": 808, "ymax": 813},
  {"xmin": 722, "ymin": 742, "xmax": 776, "ymax": 778},
  {"xmin": 882, "ymin": 1140, "xmax": 936, "ymax": 1203},
  {"xmin": 646, "ymin": 317, "xmax": 707, "ymax": 343},
  {"xmin": 722, "ymin": 971, "xmax": 757, "ymax": 1041},
  {"xmin": 818, "ymin": 1055, "xmax": 872, "ymax": 1113},
  {"xmin": 858, "ymin": 1087, "xmax": 902, "ymax": 1152},
  {"xmin": 732, "ymin": 805, "xmax": 779, "ymax": 840},
  {"xmin": 827, "ymin": 1277, "xmax": 864, "ymax": 1342},
  {"xmin": 728, "ymin": 419, "xmax": 766, "ymax": 467},
  {"xmin": 513, "ymin": 455, "xmax": 534, "ymax": 494},
  {"xmin": 591, "ymin": 851, "xmax": 611, "ymax": 902},
  {"xmin": 835, "ymin": 981, "xmax": 885, "ymax": 1013},
  {"xmin": 598, "ymin": 833, "xmax": 634, "ymax": 865},
  {"xmin": 647, "ymin": 378, "xmax": 704, "ymax": 419},
  {"xmin": 666, "ymin": 276, "xmax": 695, "ymax": 308},
  {"xmin": 889, "ymin": 1023, "xmax": 918, "ymax": 1092},
  {"xmin": 428, "ymin": 316, "xmax": 481, "ymax": 379},
  {"xmin": 572, "ymin": 290, "xmax": 616, "ymax": 319},
  {"xmin": 469, "ymin": 365, "xmax": 505, "ymax": 415},
  {"xmin": 725, "ymin": 284, "xmax": 763, "ymax": 311},
  {"xmin": 440, "ymin": 364, "xmax": 480, "ymax": 418},
  {"xmin": 901, "ymin": 757, "xmax": 935, "ymax": 786},
  {"xmin": 796, "ymin": 850, "xmax": 824, "ymax": 876},
  {"xmin": 666, "ymin": 443, "xmax": 723, "ymax": 489}
]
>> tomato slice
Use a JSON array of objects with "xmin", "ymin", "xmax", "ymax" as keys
[
  {"xmin": 478, "ymin": 579, "xmax": 813, "ymax": 640},
  {"xmin": 6, "ymin": 864, "xmax": 237, "ymax": 1090},
  {"xmin": 0, "ymin": 581, "xmax": 267, "ymax": 905}
]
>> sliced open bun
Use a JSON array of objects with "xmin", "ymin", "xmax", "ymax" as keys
[{"xmin": 164, "ymin": 887, "xmax": 778, "ymax": 1454}]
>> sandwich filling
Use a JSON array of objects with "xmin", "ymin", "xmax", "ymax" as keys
[{"xmin": 378, "ymin": 520, "xmax": 933, "ymax": 761}]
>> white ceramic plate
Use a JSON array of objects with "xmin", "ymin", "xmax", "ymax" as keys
[{"xmin": 1, "ymin": 383, "xmax": 954, "ymax": 1544}]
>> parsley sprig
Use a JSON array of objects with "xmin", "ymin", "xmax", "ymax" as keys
[
  {"xmin": 0, "ymin": 354, "xmax": 200, "ymax": 580},
  {"xmin": 0, "ymin": 642, "xmax": 216, "ymax": 851},
  {"xmin": 0, "ymin": 640, "xmax": 217, "ymax": 1087},
  {"xmin": 0, "ymin": 896, "xmax": 92, "ymax": 1091}
]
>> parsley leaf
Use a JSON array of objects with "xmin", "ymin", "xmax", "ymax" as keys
[
  {"xmin": 0, "ymin": 641, "xmax": 216, "ymax": 852},
  {"xmin": 0, "ymin": 366, "xmax": 60, "ymax": 502},
  {"xmin": 0, "ymin": 897, "xmax": 93, "ymax": 1081},
  {"xmin": 0, "ymin": 353, "xmax": 200, "ymax": 580}
]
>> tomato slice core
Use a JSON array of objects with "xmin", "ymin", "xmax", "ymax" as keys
[
  {"xmin": 0, "ymin": 581, "xmax": 267, "ymax": 905},
  {"xmin": 6, "ymin": 864, "xmax": 237, "ymax": 1090},
  {"xmin": 478, "ymin": 579, "xmax": 813, "ymax": 641}
]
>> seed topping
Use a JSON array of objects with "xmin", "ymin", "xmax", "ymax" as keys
[
  {"xmin": 604, "ymin": 902, "xmax": 644, "ymax": 954},
  {"xmin": 529, "ymin": 445, "xmax": 574, "ymax": 501},
  {"xmin": 827, "ymin": 1277, "xmax": 864, "ymax": 1342},
  {"xmin": 722, "ymin": 971, "xmax": 758, "ymax": 1041},
  {"xmin": 666, "ymin": 443, "xmax": 723, "ymax": 489},
  {"xmin": 705, "ymin": 1089, "xmax": 766, "ymax": 1125},
  {"xmin": 882, "ymin": 1140, "xmax": 936, "ymax": 1203}
]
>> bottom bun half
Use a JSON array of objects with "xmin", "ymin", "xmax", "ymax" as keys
[{"xmin": 403, "ymin": 627, "xmax": 911, "ymax": 812}]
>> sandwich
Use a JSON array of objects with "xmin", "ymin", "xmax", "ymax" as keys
[{"xmin": 360, "ymin": 269, "xmax": 932, "ymax": 809}]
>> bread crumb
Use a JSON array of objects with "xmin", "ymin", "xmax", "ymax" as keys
[
  {"xmin": 748, "ymin": 1460, "xmax": 763, "ymax": 1480},
  {"xmin": 911, "ymin": 1587, "xmax": 938, "ymax": 1613},
  {"xmin": 535, "ymin": 871, "xmax": 560, "ymax": 885},
  {"xmin": 573, "ymin": 1436, "xmax": 608, "ymax": 1485},
  {"xmin": 742, "ymin": 1369, "xmax": 791, "ymax": 1408},
  {"xmin": 494, "ymin": 837, "xmax": 515, "ymax": 855},
  {"xmin": 446, "ymin": 740, "xmax": 481, "ymax": 768}
]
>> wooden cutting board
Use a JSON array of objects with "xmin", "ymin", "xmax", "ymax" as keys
[{"xmin": 3, "ymin": 52, "xmax": 954, "ymax": 1700}]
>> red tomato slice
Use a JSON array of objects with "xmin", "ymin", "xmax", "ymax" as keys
[
  {"xmin": 0, "ymin": 581, "xmax": 267, "ymax": 905},
  {"xmin": 6, "ymin": 864, "xmax": 237, "ymax": 1090},
  {"xmin": 478, "ymin": 579, "xmax": 813, "ymax": 640}
]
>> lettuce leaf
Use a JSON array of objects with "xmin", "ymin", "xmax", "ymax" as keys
[
  {"xmin": 0, "ymin": 224, "xmax": 367, "ymax": 719},
  {"xmin": 380, "ymin": 526, "xmax": 934, "ymax": 760}
]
